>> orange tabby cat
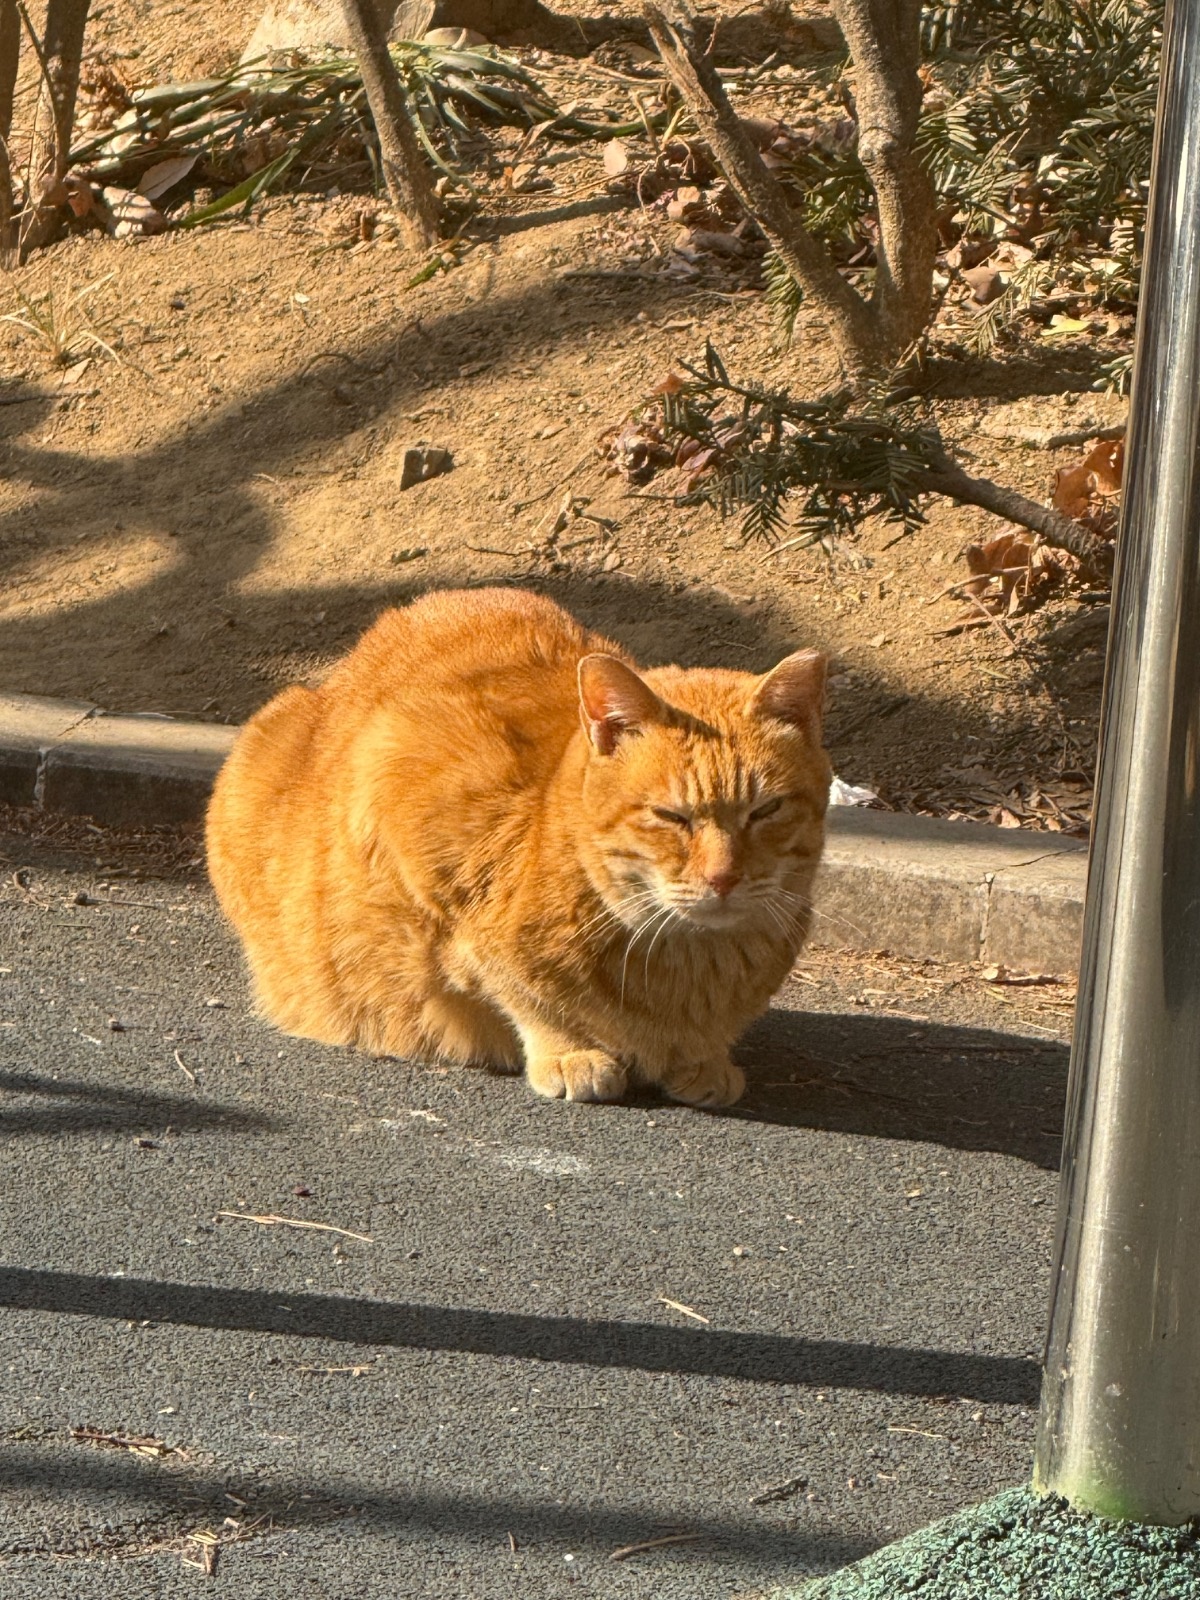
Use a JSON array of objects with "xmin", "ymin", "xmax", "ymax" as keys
[{"xmin": 206, "ymin": 587, "xmax": 830, "ymax": 1107}]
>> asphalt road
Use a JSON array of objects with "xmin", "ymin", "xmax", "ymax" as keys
[{"xmin": 0, "ymin": 829, "xmax": 1069, "ymax": 1598}]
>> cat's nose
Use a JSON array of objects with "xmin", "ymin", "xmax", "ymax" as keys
[{"xmin": 706, "ymin": 870, "xmax": 742, "ymax": 899}]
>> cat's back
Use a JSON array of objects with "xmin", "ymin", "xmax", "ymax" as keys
[
  {"xmin": 340, "ymin": 589, "xmax": 624, "ymax": 835},
  {"xmin": 208, "ymin": 589, "xmax": 621, "ymax": 910},
  {"xmin": 328, "ymin": 586, "xmax": 610, "ymax": 712}
]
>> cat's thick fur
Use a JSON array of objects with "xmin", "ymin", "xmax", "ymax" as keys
[{"xmin": 206, "ymin": 588, "xmax": 831, "ymax": 1106}]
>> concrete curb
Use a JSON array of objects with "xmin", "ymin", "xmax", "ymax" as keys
[
  {"xmin": 814, "ymin": 807, "xmax": 1085, "ymax": 977},
  {"xmin": 0, "ymin": 691, "xmax": 1087, "ymax": 975},
  {"xmin": 0, "ymin": 692, "xmax": 235, "ymax": 829}
]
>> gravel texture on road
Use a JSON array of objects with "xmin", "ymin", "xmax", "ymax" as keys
[{"xmin": 0, "ymin": 828, "xmax": 1068, "ymax": 1598}]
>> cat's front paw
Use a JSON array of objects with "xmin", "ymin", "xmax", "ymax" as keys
[
  {"xmin": 526, "ymin": 1049, "xmax": 628, "ymax": 1103},
  {"xmin": 662, "ymin": 1057, "xmax": 746, "ymax": 1109}
]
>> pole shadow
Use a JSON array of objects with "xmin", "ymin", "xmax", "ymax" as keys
[
  {"xmin": 733, "ymin": 1006, "xmax": 1068, "ymax": 1170},
  {"xmin": 0, "ymin": 1265, "xmax": 1040, "ymax": 1405}
]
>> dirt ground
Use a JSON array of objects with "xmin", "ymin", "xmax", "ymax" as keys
[{"xmin": 0, "ymin": 1, "xmax": 1128, "ymax": 831}]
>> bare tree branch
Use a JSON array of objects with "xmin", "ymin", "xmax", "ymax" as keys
[
  {"xmin": 832, "ymin": 0, "xmax": 937, "ymax": 351},
  {"xmin": 917, "ymin": 451, "xmax": 1112, "ymax": 570},
  {"xmin": 18, "ymin": 0, "xmax": 89, "ymax": 259},
  {"xmin": 643, "ymin": 0, "xmax": 885, "ymax": 373},
  {"xmin": 339, "ymin": 0, "xmax": 441, "ymax": 251},
  {"xmin": 0, "ymin": 0, "xmax": 18, "ymax": 260}
]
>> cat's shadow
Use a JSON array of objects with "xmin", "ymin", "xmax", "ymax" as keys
[{"xmin": 728, "ymin": 1000, "xmax": 1068, "ymax": 1169}]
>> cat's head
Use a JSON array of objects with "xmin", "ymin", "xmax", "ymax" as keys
[{"xmin": 577, "ymin": 650, "xmax": 832, "ymax": 933}]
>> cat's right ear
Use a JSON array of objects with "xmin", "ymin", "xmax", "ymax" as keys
[
  {"xmin": 578, "ymin": 655, "xmax": 664, "ymax": 755},
  {"xmin": 746, "ymin": 648, "xmax": 828, "ymax": 739}
]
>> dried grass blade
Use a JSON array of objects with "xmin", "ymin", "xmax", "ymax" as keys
[{"xmin": 216, "ymin": 1210, "xmax": 373, "ymax": 1243}]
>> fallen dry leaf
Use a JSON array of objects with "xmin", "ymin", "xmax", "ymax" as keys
[
  {"xmin": 1051, "ymin": 436, "xmax": 1124, "ymax": 544},
  {"xmin": 1041, "ymin": 313, "xmax": 1091, "ymax": 338},
  {"xmin": 962, "ymin": 265, "xmax": 1006, "ymax": 305},
  {"xmin": 100, "ymin": 186, "xmax": 168, "ymax": 238},
  {"xmin": 137, "ymin": 155, "xmax": 197, "ymax": 202},
  {"xmin": 676, "ymin": 439, "xmax": 722, "ymax": 488},
  {"xmin": 964, "ymin": 528, "xmax": 1034, "ymax": 603},
  {"xmin": 666, "ymin": 184, "xmax": 705, "ymax": 222},
  {"xmin": 678, "ymin": 226, "xmax": 745, "ymax": 258},
  {"xmin": 43, "ymin": 172, "xmax": 95, "ymax": 216},
  {"xmin": 605, "ymin": 417, "xmax": 674, "ymax": 483}
]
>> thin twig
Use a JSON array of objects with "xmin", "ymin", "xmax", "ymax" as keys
[
  {"xmin": 610, "ymin": 1532, "xmax": 704, "ymax": 1561},
  {"xmin": 509, "ymin": 450, "xmax": 594, "ymax": 512},
  {"xmin": 173, "ymin": 1049, "xmax": 196, "ymax": 1085},
  {"xmin": 216, "ymin": 1210, "xmax": 373, "ymax": 1243},
  {"xmin": 17, "ymin": 0, "xmax": 91, "ymax": 258},
  {"xmin": 0, "ymin": 0, "xmax": 18, "ymax": 256},
  {"xmin": 926, "ymin": 565, "xmax": 1032, "ymax": 605},
  {"xmin": 658, "ymin": 1295, "xmax": 710, "ymax": 1324}
]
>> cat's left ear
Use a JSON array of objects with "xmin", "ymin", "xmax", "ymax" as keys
[
  {"xmin": 746, "ymin": 649, "xmax": 828, "ymax": 738},
  {"xmin": 579, "ymin": 655, "xmax": 666, "ymax": 755}
]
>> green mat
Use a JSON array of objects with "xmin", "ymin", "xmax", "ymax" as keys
[{"xmin": 785, "ymin": 1486, "xmax": 1200, "ymax": 1599}]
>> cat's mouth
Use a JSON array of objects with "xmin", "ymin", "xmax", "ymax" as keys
[{"xmin": 670, "ymin": 891, "xmax": 749, "ymax": 927}]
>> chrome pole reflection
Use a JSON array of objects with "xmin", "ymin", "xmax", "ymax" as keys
[{"xmin": 1033, "ymin": 0, "xmax": 1200, "ymax": 1523}]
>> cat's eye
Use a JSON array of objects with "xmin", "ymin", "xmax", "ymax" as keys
[
  {"xmin": 651, "ymin": 806, "xmax": 692, "ymax": 829},
  {"xmin": 749, "ymin": 797, "xmax": 784, "ymax": 823}
]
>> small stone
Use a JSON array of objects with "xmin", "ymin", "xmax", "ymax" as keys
[
  {"xmin": 732, "ymin": 1245, "xmax": 750, "ymax": 1258},
  {"xmin": 679, "ymin": 226, "xmax": 746, "ymax": 258},
  {"xmin": 424, "ymin": 26, "xmax": 488, "ymax": 46},
  {"xmin": 399, "ymin": 446, "xmax": 453, "ymax": 491}
]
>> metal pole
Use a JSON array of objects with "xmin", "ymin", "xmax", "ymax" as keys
[{"xmin": 1034, "ymin": 0, "xmax": 1200, "ymax": 1524}]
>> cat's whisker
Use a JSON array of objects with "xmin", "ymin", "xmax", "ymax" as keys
[
  {"xmin": 619, "ymin": 901, "xmax": 676, "ymax": 1009},
  {"xmin": 773, "ymin": 885, "xmax": 871, "ymax": 943},
  {"xmin": 564, "ymin": 888, "xmax": 660, "ymax": 950},
  {"xmin": 642, "ymin": 903, "xmax": 683, "ymax": 983},
  {"xmin": 761, "ymin": 899, "xmax": 795, "ymax": 942}
]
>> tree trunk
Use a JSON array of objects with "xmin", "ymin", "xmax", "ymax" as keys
[
  {"xmin": 339, "ymin": 0, "xmax": 441, "ymax": 250},
  {"xmin": 0, "ymin": 0, "xmax": 18, "ymax": 259},
  {"xmin": 644, "ymin": 0, "xmax": 886, "ymax": 374},
  {"xmin": 18, "ymin": 0, "xmax": 90, "ymax": 259},
  {"xmin": 831, "ymin": 0, "xmax": 937, "ymax": 354},
  {"xmin": 645, "ymin": 0, "xmax": 938, "ymax": 373}
]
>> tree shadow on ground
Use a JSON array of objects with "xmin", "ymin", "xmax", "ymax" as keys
[
  {"xmin": 915, "ymin": 346, "xmax": 1112, "ymax": 403},
  {"xmin": 735, "ymin": 1004, "xmax": 1067, "ymax": 1170},
  {"xmin": 0, "ymin": 1069, "xmax": 274, "ymax": 1137},
  {"xmin": 0, "ymin": 267, "xmax": 794, "ymax": 710},
  {"xmin": 0, "ymin": 251, "xmax": 1085, "ymax": 788},
  {"xmin": 0, "ymin": 1438, "xmax": 874, "ymax": 1573}
]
